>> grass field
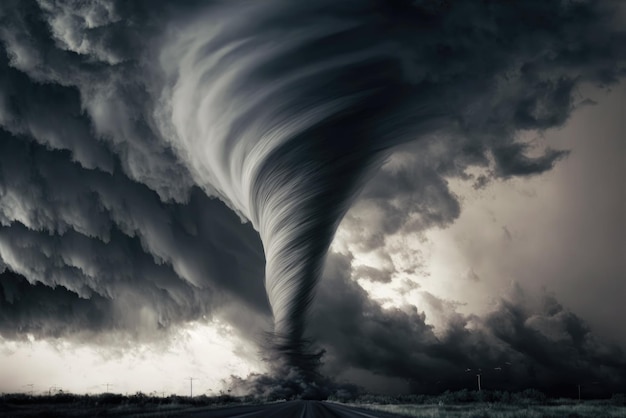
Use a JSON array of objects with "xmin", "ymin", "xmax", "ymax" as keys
[
  {"xmin": 355, "ymin": 402, "xmax": 626, "ymax": 418},
  {"xmin": 0, "ymin": 393, "xmax": 252, "ymax": 417},
  {"xmin": 2, "ymin": 391, "xmax": 625, "ymax": 417}
]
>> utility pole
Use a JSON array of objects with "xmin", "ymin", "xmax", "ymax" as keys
[
  {"xmin": 477, "ymin": 374, "xmax": 481, "ymax": 392},
  {"xmin": 578, "ymin": 384, "xmax": 581, "ymax": 401},
  {"xmin": 104, "ymin": 383, "xmax": 113, "ymax": 393},
  {"xmin": 186, "ymin": 378, "xmax": 197, "ymax": 398},
  {"xmin": 25, "ymin": 384, "xmax": 34, "ymax": 396}
]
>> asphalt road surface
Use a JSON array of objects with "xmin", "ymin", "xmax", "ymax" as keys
[{"xmin": 181, "ymin": 400, "xmax": 406, "ymax": 417}]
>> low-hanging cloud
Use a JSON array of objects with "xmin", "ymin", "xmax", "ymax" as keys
[{"xmin": 310, "ymin": 253, "xmax": 626, "ymax": 396}]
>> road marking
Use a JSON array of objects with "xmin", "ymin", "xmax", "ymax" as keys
[{"xmin": 298, "ymin": 400, "xmax": 308, "ymax": 418}]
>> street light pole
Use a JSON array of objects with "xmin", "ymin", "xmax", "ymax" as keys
[{"xmin": 187, "ymin": 378, "xmax": 197, "ymax": 398}]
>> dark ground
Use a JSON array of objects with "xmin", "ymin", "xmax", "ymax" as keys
[
  {"xmin": 2, "ymin": 392, "xmax": 624, "ymax": 417},
  {"xmin": 0, "ymin": 399, "xmax": 406, "ymax": 417},
  {"xmin": 181, "ymin": 400, "xmax": 407, "ymax": 417}
]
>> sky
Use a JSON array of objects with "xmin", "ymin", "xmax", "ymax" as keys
[{"xmin": 0, "ymin": 0, "xmax": 624, "ymax": 398}]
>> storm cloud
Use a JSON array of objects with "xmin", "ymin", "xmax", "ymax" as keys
[
  {"xmin": 0, "ymin": 0, "xmax": 624, "ymax": 395},
  {"xmin": 311, "ymin": 253, "xmax": 626, "ymax": 396}
]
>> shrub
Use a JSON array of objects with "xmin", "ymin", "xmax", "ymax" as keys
[
  {"xmin": 610, "ymin": 393, "xmax": 625, "ymax": 406},
  {"xmin": 95, "ymin": 393, "xmax": 125, "ymax": 405}
]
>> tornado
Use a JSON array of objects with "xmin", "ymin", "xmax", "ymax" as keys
[
  {"xmin": 156, "ymin": 0, "xmax": 625, "ymax": 376},
  {"xmin": 0, "ymin": 0, "xmax": 624, "ymax": 400},
  {"xmin": 158, "ymin": 0, "xmax": 450, "ymax": 372}
]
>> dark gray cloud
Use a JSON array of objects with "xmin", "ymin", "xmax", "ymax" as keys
[
  {"xmin": 353, "ymin": 265, "xmax": 394, "ymax": 284},
  {"xmin": 341, "ymin": 142, "xmax": 464, "ymax": 253},
  {"xmin": 0, "ymin": 270, "xmax": 116, "ymax": 340},
  {"xmin": 0, "ymin": 131, "xmax": 269, "ymax": 343},
  {"xmin": 310, "ymin": 253, "xmax": 626, "ymax": 396},
  {"xmin": 0, "ymin": 0, "xmax": 624, "ymax": 395}
]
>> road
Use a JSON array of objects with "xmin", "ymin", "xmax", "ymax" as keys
[{"xmin": 176, "ymin": 400, "xmax": 406, "ymax": 417}]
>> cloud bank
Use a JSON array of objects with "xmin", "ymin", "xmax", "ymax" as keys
[{"xmin": 310, "ymin": 253, "xmax": 626, "ymax": 397}]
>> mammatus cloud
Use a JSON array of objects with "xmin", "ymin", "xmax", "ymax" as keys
[{"xmin": 0, "ymin": 0, "xmax": 624, "ymax": 394}]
